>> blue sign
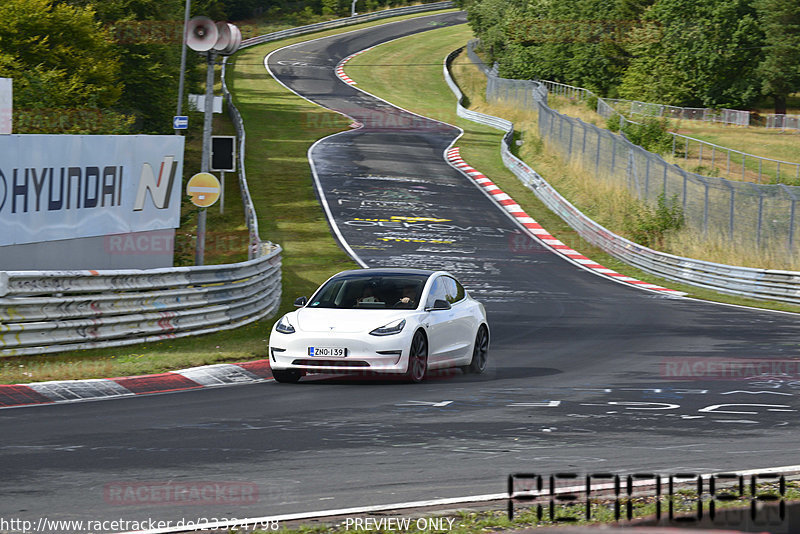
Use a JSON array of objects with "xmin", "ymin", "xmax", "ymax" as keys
[{"xmin": 173, "ymin": 115, "xmax": 188, "ymax": 129}]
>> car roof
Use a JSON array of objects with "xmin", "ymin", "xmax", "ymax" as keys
[{"xmin": 332, "ymin": 268, "xmax": 437, "ymax": 277}]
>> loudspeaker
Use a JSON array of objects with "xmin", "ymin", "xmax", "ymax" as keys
[
  {"xmin": 186, "ymin": 17, "xmax": 218, "ymax": 52},
  {"xmin": 223, "ymin": 24, "xmax": 242, "ymax": 55},
  {"xmin": 212, "ymin": 21, "xmax": 231, "ymax": 52}
]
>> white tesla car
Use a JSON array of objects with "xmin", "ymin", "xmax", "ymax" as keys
[{"xmin": 268, "ymin": 268, "xmax": 489, "ymax": 383}]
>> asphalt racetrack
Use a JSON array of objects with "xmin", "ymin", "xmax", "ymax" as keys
[{"xmin": 3, "ymin": 11, "xmax": 800, "ymax": 530}]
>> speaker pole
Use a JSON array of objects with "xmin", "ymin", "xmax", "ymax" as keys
[
  {"xmin": 175, "ymin": 0, "xmax": 191, "ymax": 134},
  {"xmin": 195, "ymin": 50, "xmax": 215, "ymax": 266}
]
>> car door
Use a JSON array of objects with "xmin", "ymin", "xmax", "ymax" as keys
[
  {"xmin": 423, "ymin": 276, "xmax": 457, "ymax": 365},
  {"xmin": 442, "ymin": 276, "xmax": 475, "ymax": 361}
]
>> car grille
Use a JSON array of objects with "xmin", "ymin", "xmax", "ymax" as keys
[{"xmin": 292, "ymin": 359, "xmax": 370, "ymax": 367}]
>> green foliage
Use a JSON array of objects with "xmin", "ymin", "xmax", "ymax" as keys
[
  {"xmin": 754, "ymin": 0, "xmax": 800, "ymax": 114},
  {"xmin": 618, "ymin": 0, "xmax": 764, "ymax": 108},
  {"xmin": 585, "ymin": 94, "xmax": 598, "ymax": 111},
  {"xmin": 464, "ymin": 0, "xmax": 777, "ymax": 110},
  {"xmin": 605, "ymin": 112, "xmax": 622, "ymax": 132},
  {"xmin": 621, "ymin": 117, "xmax": 673, "ymax": 154},
  {"xmin": 0, "ymin": 0, "xmax": 123, "ymax": 111},
  {"xmin": 74, "ymin": 0, "xmax": 200, "ymax": 134},
  {"xmin": 624, "ymin": 193, "xmax": 684, "ymax": 247}
]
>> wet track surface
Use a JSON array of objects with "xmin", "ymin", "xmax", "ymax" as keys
[{"xmin": 3, "ymin": 12, "xmax": 800, "ymax": 529}]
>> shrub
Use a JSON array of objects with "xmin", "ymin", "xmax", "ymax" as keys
[
  {"xmin": 622, "ymin": 118, "xmax": 674, "ymax": 155},
  {"xmin": 624, "ymin": 193, "xmax": 685, "ymax": 248}
]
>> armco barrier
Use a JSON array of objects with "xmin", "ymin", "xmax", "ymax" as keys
[
  {"xmin": 0, "ymin": 246, "xmax": 281, "ymax": 356},
  {"xmin": 444, "ymin": 47, "xmax": 800, "ymax": 305}
]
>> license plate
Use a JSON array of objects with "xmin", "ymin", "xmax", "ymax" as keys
[{"xmin": 309, "ymin": 347, "xmax": 347, "ymax": 357}]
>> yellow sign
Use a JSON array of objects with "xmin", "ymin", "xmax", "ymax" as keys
[{"xmin": 186, "ymin": 172, "xmax": 221, "ymax": 207}]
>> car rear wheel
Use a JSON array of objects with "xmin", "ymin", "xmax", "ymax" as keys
[
  {"xmin": 272, "ymin": 369, "xmax": 303, "ymax": 383},
  {"xmin": 462, "ymin": 325, "xmax": 489, "ymax": 374},
  {"xmin": 405, "ymin": 331, "xmax": 428, "ymax": 383}
]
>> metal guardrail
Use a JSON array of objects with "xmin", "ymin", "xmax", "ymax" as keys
[
  {"xmin": 0, "ymin": 249, "xmax": 281, "ymax": 356},
  {"xmin": 445, "ymin": 47, "xmax": 800, "ymax": 305}
]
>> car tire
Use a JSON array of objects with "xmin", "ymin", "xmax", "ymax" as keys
[
  {"xmin": 272, "ymin": 369, "xmax": 303, "ymax": 383},
  {"xmin": 404, "ymin": 331, "xmax": 428, "ymax": 383},
  {"xmin": 462, "ymin": 325, "xmax": 489, "ymax": 374}
]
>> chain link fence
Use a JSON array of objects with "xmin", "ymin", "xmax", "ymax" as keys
[
  {"xmin": 765, "ymin": 114, "xmax": 800, "ymax": 131},
  {"xmin": 465, "ymin": 41, "xmax": 800, "ymax": 252},
  {"xmin": 604, "ymin": 98, "xmax": 749, "ymax": 126}
]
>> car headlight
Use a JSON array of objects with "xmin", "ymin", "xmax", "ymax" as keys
[
  {"xmin": 275, "ymin": 315, "xmax": 295, "ymax": 334},
  {"xmin": 370, "ymin": 318, "xmax": 406, "ymax": 336}
]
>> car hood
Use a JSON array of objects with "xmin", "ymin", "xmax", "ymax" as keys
[{"xmin": 294, "ymin": 308, "xmax": 412, "ymax": 333}]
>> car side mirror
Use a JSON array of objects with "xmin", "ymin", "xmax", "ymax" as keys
[
  {"xmin": 294, "ymin": 296, "xmax": 308, "ymax": 307},
  {"xmin": 426, "ymin": 299, "xmax": 451, "ymax": 311}
]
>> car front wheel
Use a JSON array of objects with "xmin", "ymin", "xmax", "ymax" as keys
[
  {"xmin": 462, "ymin": 325, "xmax": 489, "ymax": 374},
  {"xmin": 405, "ymin": 331, "xmax": 428, "ymax": 383}
]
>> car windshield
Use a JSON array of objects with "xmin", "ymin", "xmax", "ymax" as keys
[{"xmin": 308, "ymin": 272, "xmax": 430, "ymax": 310}]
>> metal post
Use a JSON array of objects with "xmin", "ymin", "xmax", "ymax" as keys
[
  {"xmin": 725, "ymin": 182, "xmax": 735, "ymax": 239},
  {"xmin": 196, "ymin": 50, "xmax": 216, "ymax": 267},
  {"xmin": 351, "ymin": 0, "xmax": 358, "ymax": 16},
  {"xmin": 582, "ymin": 122, "xmax": 587, "ymax": 154},
  {"xmin": 777, "ymin": 161, "xmax": 781, "ymax": 183},
  {"xmin": 682, "ymin": 170, "xmax": 688, "ymax": 210},
  {"xmin": 758, "ymin": 159, "xmax": 762, "ymax": 183},
  {"xmin": 174, "ymin": 0, "xmax": 192, "ymax": 134},
  {"xmin": 568, "ymin": 121, "xmax": 574, "ymax": 157},
  {"xmin": 742, "ymin": 154, "xmax": 746, "ymax": 180},
  {"xmin": 611, "ymin": 136, "xmax": 617, "ymax": 171},
  {"xmin": 220, "ymin": 171, "xmax": 225, "ymax": 215},
  {"xmin": 595, "ymin": 132, "xmax": 602, "ymax": 172}
]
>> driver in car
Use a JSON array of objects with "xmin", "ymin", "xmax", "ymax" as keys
[{"xmin": 395, "ymin": 285, "xmax": 418, "ymax": 308}]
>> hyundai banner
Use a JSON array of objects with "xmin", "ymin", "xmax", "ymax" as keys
[{"xmin": 0, "ymin": 135, "xmax": 184, "ymax": 246}]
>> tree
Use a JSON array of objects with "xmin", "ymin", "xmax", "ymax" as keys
[
  {"xmin": 619, "ymin": 0, "xmax": 764, "ymax": 108},
  {"xmin": 0, "ymin": 0, "xmax": 122, "ymax": 110},
  {"xmin": 63, "ymin": 0, "xmax": 203, "ymax": 133},
  {"xmin": 755, "ymin": 0, "xmax": 800, "ymax": 114}
]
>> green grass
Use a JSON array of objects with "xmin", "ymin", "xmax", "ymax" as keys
[
  {"xmin": 0, "ymin": 9, "xmax": 457, "ymax": 385},
  {"xmin": 344, "ymin": 24, "xmax": 800, "ymax": 313}
]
